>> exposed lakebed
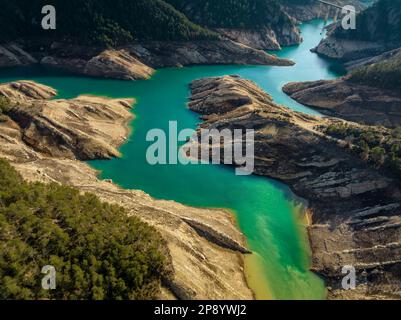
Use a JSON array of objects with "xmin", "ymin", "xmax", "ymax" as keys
[{"xmin": 0, "ymin": 20, "xmax": 345, "ymax": 299}]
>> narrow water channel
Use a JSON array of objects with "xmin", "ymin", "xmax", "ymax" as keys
[{"xmin": 0, "ymin": 20, "xmax": 345, "ymax": 299}]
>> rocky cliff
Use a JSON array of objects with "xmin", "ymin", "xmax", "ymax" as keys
[
  {"xmin": 0, "ymin": 40, "xmax": 293, "ymax": 80},
  {"xmin": 216, "ymin": 25, "xmax": 301, "ymax": 51},
  {"xmin": 188, "ymin": 75, "xmax": 401, "ymax": 299},
  {"xmin": 281, "ymin": 0, "xmax": 365, "ymax": 22},
  {"xmin": 283, "ymin": 76, "xmax": 401, "ymax": 127},
  {"xmin": 165, "ymin": 0, "xmax": 302, "ymax": 50},
  {"xmin": 314, "ymin": 0, "xmax": 401, "ymax": 61},
  {"xmin": 0, "ymin": 44, "xmax": 37, "ymax": 68},
  {"xmin": 344, "ymin": 47, "xmax": 401, "ymax": 71},
  {"xmin": 0, "ymin": 81, "xmax": 253, "ymax": 300},
  {"xmin": 283, "ymin": 45, "xmax": 401, "ymax": 128},
  {"xmin": 124, "ymin": 40, "xmax": 293, "ymax": 67},
  {"xmin": 313, "ymin": 36, "xmax": 388, "ymax": 61}
]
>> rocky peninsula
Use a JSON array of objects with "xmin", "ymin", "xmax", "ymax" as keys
[
  {"xmin": 188, "ymin": 75, "xmax": 401, "ymax": 299},
  {"xmin": 313, "ymin": 0, "xmax": 401, "ymax": 62},
  {"xmin": 283, "ymin": 76, "xmax": 401, "ymax": 127},
  {"xmin": 0, "ymin": 40, "xmax": 293, "ymax": 81},
  {"xmin": 0, "ymin": 80, "xmax": 253, "ymax": 300}
]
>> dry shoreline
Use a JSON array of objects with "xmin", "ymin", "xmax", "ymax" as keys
[
  {"xmin": 0, "ymin": 80, "xmax": 254, "ymax": 300},
  {"xmin": 0, "ymin": 40, "xmax": 294, "ymax": 81},
  {"xmin": 0, "ymin": 78, "xmax": 318, "ymax": 300},
  {"xmin": 187, "ymin": 75, "xmax": 401, "ymax": 299}
]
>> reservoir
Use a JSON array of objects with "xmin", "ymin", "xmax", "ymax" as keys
[{"xmin": 0, "ymin": 20, "xmax": 345, "ymax": 299}]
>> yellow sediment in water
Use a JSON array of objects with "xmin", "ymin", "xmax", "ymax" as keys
[
  {"xmin": 244, "ymin": 253, "xmax": 273, "ymax": 300},
  {"xmin": 242, "ymin": 202, "xmax": 326, "ymax": 300},
  {"xmin": 2, "ymin": 20, "xmax": 335, "ymax": 299}
]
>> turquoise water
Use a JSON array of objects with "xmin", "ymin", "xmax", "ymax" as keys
[{"xmin": 0, "ymin": 20, "xmax": 345, "ymax": 299}]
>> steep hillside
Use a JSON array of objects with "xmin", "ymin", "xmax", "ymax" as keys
[
  {"xmin": 333, "ymin": 0, "xmax": 401, "ymax": 44},
  {"xmin": 0, "ymin": 0, "xmax": 294, "ymax": 79},
  {"xmin": 283, "ymin": 47, "xmax": 401, "ymax": 127},
  {"xmin": 165, "ymin": 0, "xmax": 302, "ymax": 49},
  {"xmin": 0, "ymin": 80, "xmax": 254, "ymax": 300},
  {"xmin": 189, "ymin": 75, "xmax": 401, "ymax": 299},
  {"xmin": 167, "ymin": 0, "xmax": 291, "ymax": 29},
  {"xmin": 283, "ymin": 5, "xmax": 401, "ymax": 128},
  {"xmin": 283, "ymin": 76, "xmax": 401, "ymax": 127},
  {"xmin": 350, "ymin": 50, "xmax": 401, "ymax": 91},
  {"xmin": 314, "ymin": 0, "xmax": 401, "ymax": 60},
  {"xmin": 281, "ymin": 0, "xmax": 366, "ymax": 22},
  {"xmin": 282, "ymin": 52, "xmax": 401, "ymax": 127},
  {"xmin": 0, "ymin": 0, "xmax": 217, "ymax": 46},
  {"xmin": 0, "ymin": 159, "xmax": 170, "ymax": 300}
]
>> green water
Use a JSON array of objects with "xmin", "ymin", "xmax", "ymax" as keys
[{"xmin": 0, "ymin": 20, "xmax": 345, "ymax": 299}]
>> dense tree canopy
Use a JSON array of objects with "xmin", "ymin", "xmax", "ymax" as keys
[
  {"xmin": 350, "ymin": 51, "xmax": 401, "ymax": 91},
  {"xmin": 166, "ymin": 0, "xmax": 293, "ymax": 29},
  {"xmin": 0, "ymin": 159, "xmax": 170, "ymax": 299},
  {"xmin": 0, "ymin": 0, "xmax": 217, "ymax": 46},
  {"xmin": 0, "ymin": 0, "xmax": 300, "ymax": 46},
  {"xmin": 333, "ymin": 0, "xmax": 401, "ymax": 44},
  {"xmin": 324, "ymin": 124, "xmax": 401, "ymax": 178}
]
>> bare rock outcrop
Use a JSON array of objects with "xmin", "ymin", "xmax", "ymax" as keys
[
  {"xmin": 0, "ymin": 43, "xmax": 37, "ymax": 67},
  {"xmin": 0, "ymin": 81, "xmax": 57, "ymax": 101},
  {"xmin": 217, "ymin": 28, "xmax": 282, "ymax": 51},
  {"xmin": 216, "ymin": 24, "xmax": 302, "ymax": 51},
  {"xmin": 313, "ymin": 36, "xmax": 387, "ymax": 61},
  {"xmin": 3, "ymin": 83, "xmax": 134, "ymax": 160},
  {"xmin": 188, "ymin": 75, "xmax": 401, "ymax": 299},
  {"xmin": 0, "ymin": 40, "xmax": 293, "ymax": 81},
  {"xmin": 125, "ymin": 40, "xmax": 293, "ymax": 68},
  {"xmin": 0, "ymin": 80, "xmax": 253, "ymax": 300},
  {"xmin": 344, "ymin": 47, "xmax": 401, "ymax": 71},
  {"xmin": 283, "ymin": 77, "xmax": 401, "ymax": 127},
  {"xmin": 41, "ymin": 48, "xmax": 155, "ymax": 81},
  {"xmin": 312, "ymin": 0, "xmax": 401, "ymax": 62},
  {"xmin": 282, "ymin": 0, "xmax": 365, "ymax": 22}
]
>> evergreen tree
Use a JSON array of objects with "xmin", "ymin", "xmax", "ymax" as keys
[{"xmin": 0, "ymin": 158, "xmax": 170, "ymax": 300}]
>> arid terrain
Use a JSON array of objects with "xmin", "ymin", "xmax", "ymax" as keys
[
  {"xmin": 0, "ymin": 80, "xmax": 254, "ymax": 300},
  {"xmin": 188, "ymin": 75, "xmax": 401, "ymax": 299}
]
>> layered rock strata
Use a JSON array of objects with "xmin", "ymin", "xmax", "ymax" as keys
[
  {"xmin": 0, "ymin": 80, "xmax": 253, "ymax": 300},
  {"xmin": 0, "ymin": 40, "xmax": 293, "ymax": 80},
  {"xmin": 283, "ymin": 77, "xmax": 401, "ymax": 128},
  {"xmin": 188, "ymin": 75, "xmax": 401, "ymax": 299}
]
